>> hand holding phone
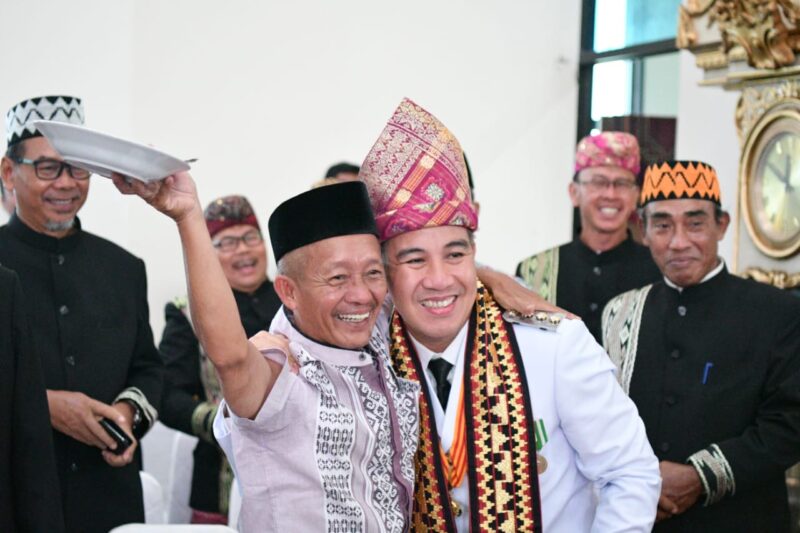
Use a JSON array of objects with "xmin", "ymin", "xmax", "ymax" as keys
[{"xmin": 98, "ymin": 418, "xmax": 133, "ymax": 455}]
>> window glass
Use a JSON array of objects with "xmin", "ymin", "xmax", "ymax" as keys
[
  {"xmin": 591, "ymin": 60, "xmax": 632, "ymax": 123},
  {"xmin": 594, "ymin": 0, "xmax": 682, "ymax": 52},
  {"xmin": 642, "ymin": 52, "xmax": 680, "ymax": 116}
]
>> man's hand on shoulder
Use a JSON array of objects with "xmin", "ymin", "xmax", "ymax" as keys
[
  {"xmin": 249, "ymin": 331, "xmax": 298, "ymax": 374},
  {"xmin": 47, "ymin": 390, "xmax": 136, "ymax": 464},
  {"xmin": 476, "ymin": 265, "xmax": 578, "ymax": 319}
]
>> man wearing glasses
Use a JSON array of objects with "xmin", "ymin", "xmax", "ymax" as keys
[
  {"xmin": 516, "ymin": 131, "xmax": 660, "ymax": 342},
  {"xmin": 159, "ymin": 195, "xmax": 281, "ymax": 524},
  {"xmin": 0, "ymin": 96, "xmax": 162, "ymax": 533}
]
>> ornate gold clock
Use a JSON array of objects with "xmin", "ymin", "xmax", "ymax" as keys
[{"xmin": 740, "ymin": 104, "xmax": 800, "ymax": 258}]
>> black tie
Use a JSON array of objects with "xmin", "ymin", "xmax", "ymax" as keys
[{"xmin": 428, "ymin": 358, "xmax": 453, "ymax": 409}]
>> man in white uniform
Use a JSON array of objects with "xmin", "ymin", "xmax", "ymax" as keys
[
  {"xmin": 116, "ymin": 170, "xmax": 554, "ymax": 532},
  {"xmin": 358, "ymin": 98, "xmax": 661, "ymax": 532}
]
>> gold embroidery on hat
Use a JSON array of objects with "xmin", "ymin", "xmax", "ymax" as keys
[{"xmin": 426, "ymin": 183, "xmax": 444, "ymax": 202}]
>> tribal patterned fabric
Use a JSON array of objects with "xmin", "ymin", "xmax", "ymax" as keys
[
  {"xmin": 358, "ymin": 98, "xmax": 478, "ymax": 242},
  {"xmin": 292, "ymin": 330, "xmax": 418, "ymax": 533},
  {"xmin": 688, "ymin": 444, "xmax": 736, "ymax": 506},
  {"xmin": 391, "ymin": 282, "xmax": 542, "ymax": 532},
  {"xmin": 296, "ymin": 349, "xmax": 365, "ymax": 530},
  {"xmin": 641, "ymin": 160, "xmax": 721, "ymax": 206},
  {"xmin": 601, "ymin": 285, "xmax": 653, "ymax": 393},
  {"xmin": 5, "ymin": 95, "xmax": 84, "ymax": 146},
  {"xmin": 516, "ymin": 247, "xmax": 559, "ymax": 305}
]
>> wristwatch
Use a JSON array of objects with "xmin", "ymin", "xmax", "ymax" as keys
[{"xmin": 121, "ymin": 399, "xmax": 143, "ymax": 432}]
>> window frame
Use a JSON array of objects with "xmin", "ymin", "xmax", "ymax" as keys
[{"xmin": 577, "ymin": 0, "xmax": 679, "ymax": 139}]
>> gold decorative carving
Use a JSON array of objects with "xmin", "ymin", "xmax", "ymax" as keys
[
  {"xmin": 741, "ymin": 267, "xmax": 800, "ymax": 288},
  {"xmin": 678, "ymin": 0, "xmax": 718, "ymax": 49},
  {"xmin": 735, "ymin": 78, "xmax": 800, "ymax": 142},
  {"xmin": 679, "ymin": 0, "xmax": 800, "ymax": 70}
]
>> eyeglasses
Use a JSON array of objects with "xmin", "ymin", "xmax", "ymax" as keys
[
  {"xmin": 577, "ymin": 177, "xmax": 638, "ymax": 192},
  {"xmin": 212, "ymin": 230, "xmax": 263, "ymax": 252},
  {"xmin": 13, "ymin": 158, "xmax": 91, "ymax": 181}
]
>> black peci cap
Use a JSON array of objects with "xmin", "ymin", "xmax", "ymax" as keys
[{"xmin": 268, "ymin": 181, "xmax": 378, "ymax": 262}]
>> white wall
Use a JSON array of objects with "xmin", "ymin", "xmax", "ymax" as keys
[
  {"xmin": 0, "ymin": 0, "xmax": 582, "ymax": 337},
  {"xmin": 674, "ymin": 50, "xmax": 740, "ymax": 264}
]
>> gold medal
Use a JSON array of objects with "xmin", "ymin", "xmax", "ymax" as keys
[
  {"xmin": 536, "ymin": 454, "xmax": 548, "ymax": 474},
  {"xmin": 450, "ymin": 497, "xmax": 463, "ymax": 517}
]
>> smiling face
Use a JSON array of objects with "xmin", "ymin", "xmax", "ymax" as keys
[
  {"xmin": 1, "ymin": 136, "xmax": 90, "ymax": 237},
  {"xmin": 275, "ymin": 233, "xmax": 387, "ymax": 349},
  {"xmin": 213, "ymin": 224, "xmax": 268, "ymax": 293},
  {"xmin": 384, "ymin": 225, "xmax": 477, "ymax": 353},
  {"xmin": 642, "ymin": 199, "xmax": 729, "ymax": 288},
  {"xmin": 569, "ymin": 165, "xmax": 639, "ymax": 244}
]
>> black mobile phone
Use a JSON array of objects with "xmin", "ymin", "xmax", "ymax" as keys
[{"xmin": 99, "ymin": 418, "xmax": 133, "ymax": 455}]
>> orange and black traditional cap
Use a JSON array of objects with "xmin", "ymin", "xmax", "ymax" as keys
[{"xmin": 640, "ymin": 160, "xmax": 721, "ymax": 206}]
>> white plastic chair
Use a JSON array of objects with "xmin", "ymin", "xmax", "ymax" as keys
[
  {"xmin": 141, "ymin": 422, "xmax": 199, "ymax": 524},
  {"xmin": 139, "ymin": 471, "xmax": 166, "ymax": 524}
]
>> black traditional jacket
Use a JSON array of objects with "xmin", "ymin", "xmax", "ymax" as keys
[
  {"xmin": 0, "ymin": 265, "xmax": 64, "ymax": 532},
  {"xmin": 603, "ymin": 268, "xmax": 800, "ymax": 532},
  {"xmin": 516, "ymin": 234, "xmax": 660, "ymax": 342},
  {"xmin": 159, "ymin": 280, "xmax": 281, "ymax": 513},
  {"xmin": 0, "ymin": 214, "xmax": 163, "ymax": 533}
]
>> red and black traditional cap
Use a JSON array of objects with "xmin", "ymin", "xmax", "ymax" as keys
[
  {"xmin": 5, "ymin": 95, "xmax": 85, "ymax": 147},
  {"xmin": 641, "ymin": 160, "xmax": 721, "ymax": 206},
  {"xmin": 203, "ymin": 195, "xmax": 261, "ymax": 238},
  {"xmin": 268, "ymin": 181, "xmax": 378, "ymax": 262}
]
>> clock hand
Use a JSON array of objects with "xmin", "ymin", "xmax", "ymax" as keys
[
  {"xmin": 785, "ymin": 154, "xmax": 792, "ymax": 184},
  {"xmin": 767, "ymin": 161, "xmax": 788, "ymax": 184}
]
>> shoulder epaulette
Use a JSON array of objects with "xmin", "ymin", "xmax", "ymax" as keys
[{"xmin": 503, "ymin": 310, "xmax": 565, "ymax": 333}]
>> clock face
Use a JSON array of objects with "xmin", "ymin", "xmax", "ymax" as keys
[
  {"xmin": 743, "ymin": 110, "xmax": 800, "ymax": 258},
  {"xmin": 753, "ymin": 131, "xmax": 800, "ymax": 245}
]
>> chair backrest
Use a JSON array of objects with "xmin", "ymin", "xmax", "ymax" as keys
[
  {"xmin": 141, "ymin": 421, "xmax": 199, "ymax": 524},
  {"xmin": 139, "ymin": 471, "xmax": 166, "ymax": 524}
]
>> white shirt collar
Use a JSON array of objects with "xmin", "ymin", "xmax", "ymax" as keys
[
  {"xmin": 409, "ymin": 322, "xmax": 469, "ymax": 372},
  {"xmin": 663, "ymin": 258, "xmax": 725, "ymax": 292}
]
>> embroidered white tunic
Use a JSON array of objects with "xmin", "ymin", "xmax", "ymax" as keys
[
  {"xmin": 413, "ymin": 317, "xmax": 661, "ymax": 532},
  {"xmin": 214, "ymin": 308, "xmax": 419, "ymax": 533}
]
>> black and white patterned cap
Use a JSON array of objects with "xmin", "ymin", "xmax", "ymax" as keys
[{"xmin": 5, "ymin": 95, "xmax": 84, "ymax": 146}]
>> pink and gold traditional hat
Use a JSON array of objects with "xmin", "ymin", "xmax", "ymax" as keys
[
  {"xmin": 574, "ymin": 131, "xmax": 640, "ymax": 175},
  {"xmin": 358, "ymin": 98, "xmax": 477, "ymax": 242}
]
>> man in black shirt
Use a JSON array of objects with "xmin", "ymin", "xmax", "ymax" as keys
[
  {"xmin": 516, "ymin": 132, "xmax": 659, "ymax": 341},
  {"xmin": 159, "ymin": 195, "xmax": 281, "ymax": 523},
  {"xmin": 0, "ymin": 264, "xmax": 64, "ymax": 532},
  {"xmin": 0, "ymin": 96, "xmax": 162, "ymax": 533},
  {"xmin": 603, "ymin": 160, "xmax": 800, "ymax": 532}
]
